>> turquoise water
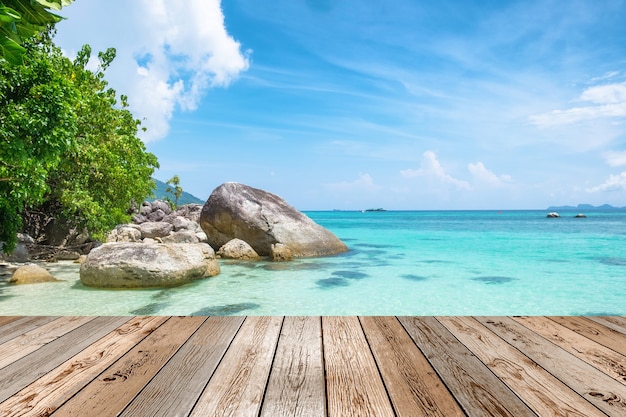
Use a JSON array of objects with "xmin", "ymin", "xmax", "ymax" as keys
[{"xmin": 1, "ymin": 210, "xmax": 625, "ymax": 315}]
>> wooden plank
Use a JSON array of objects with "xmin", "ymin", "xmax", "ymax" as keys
[
  {"xmin": 322, "ymin": 316, "xmax": 395, "ymax": 417},
  {"xmin": 550, "ymin": 316, "xmax": 626, "ymax": 356},
  {"xmin": 439, "ymin": 316, "xmax": 607, "ymax": 417},
  {"xmin": 259, "ymin": 316, "xmax": 325, "ymax": 417},
  {"xmin": 52, "ymin": 316, "xmax": 206, "ymax": 416},
  {"xmin": 189, "ymin": 316, "xmax": 283, "ymax": 417},
  {"xmin": 120, "ymin": 316, "xmax": 244, "ymax": 417},
  {"xmin": 0, "ymin": 316, "xmax": 58, "ymax": 345},
  {"xmin": 0, "ymin": 316, "xmax": 132, "ymax": 404},
  {"xmin": 513, "ymin": 316, "xmax": 626, "ymax": 385},
  {"xmin": 588, "ymin": 316, "xmax": 626, "ymax": 334},
  {"xmin": 477, "ymin": 316, "xmax": 626, "ymax": 417},
  {"xmin": 0, "ymin": 316, "xmax": 164, "ymax": 416},
  {"xmin": 0, "ymin": 316, "xmax": 95, "ymax": 369},
  {"xmin": 0, "ymin": 317, "xmax": 20, "ymax": 328},
  {"xmin": 398, "ymin": 316, "xmax": 535, "ymax": 417},
  {"xmin": 360, "ymin": 316, "xmax": 465, "ymax": 417}
]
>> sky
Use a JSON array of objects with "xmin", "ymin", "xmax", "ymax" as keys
[{"xmin": 53, "ymin": 0, "xmax": 626, "ymax": 210}]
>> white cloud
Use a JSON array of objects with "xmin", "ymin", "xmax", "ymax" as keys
[
  {"xmin": 327, "ymin": 173, "xmax": 380, "ymax": 191},
  {"xmin": 586, "ymin": 172, "xmax": 626, "ymax": 192},
  {"xmin": 530, "ymin": 81, "xmax": 626, "ymax": 127},
  {"xmin": 468, "ymin": 162, "xmax": 512, "ymax": 187},
  {"xmin": 58, "ymin": 1, "xmax": 251, "ymax": 142},
  {"xmin": 604, "ymin": 150, "xmax": 626, "ymax": 167},
  {"xmin": 129, "ymin": 0, "xmax": 250, "ymax": 141},
  {"xmin": 401, "ymin": 151, "xmax": 471, "ymax": 190}
]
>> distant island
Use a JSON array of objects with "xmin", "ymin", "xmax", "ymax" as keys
[
  {"xmin": 151, "ymin": 178, "xmax": 205, "ymax": 205},
  {"xmin": 546, "ymin": 204, "xmax": 626, "ymax": 211},
  {"xmin": 363, "ymin": 208, "xmax": 387, "ymax": 212}
]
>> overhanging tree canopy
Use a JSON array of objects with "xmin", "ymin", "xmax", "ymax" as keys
[{"xmin": 0, "ymin": 0, "xmax": 73, "ymax": 65}]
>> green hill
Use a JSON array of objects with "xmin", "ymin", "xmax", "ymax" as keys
[{"xmin": 151, "ymin": 178, "xmax": 205, "ymax": 205}]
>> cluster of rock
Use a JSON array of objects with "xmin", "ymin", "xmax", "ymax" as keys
[
  {"xmin": 5, "ymin": 182, "xmax": 348, "ymax": 289},
  {"xmin": 107, "ymin": 200, "xmax": 207, "ymax": 244}
]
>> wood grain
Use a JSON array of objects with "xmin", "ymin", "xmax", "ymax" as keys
[
  {"xmin": 398, "ymin": 316, "xmax": 535, "ymax": 417},
  {"xmin": 439, "ymin": 316, "xmax": 607, "ymax": 417},
  {"xmin": 260, "ymin": 316, "xmax": 325, "ymax": 417},
  {"xmin": 0, "ymin": 316, "xmax": 94, "ymax": 369},
  {"xmin": 478, "ymin": 316, "xmax": 626, "ymax": 416},
  {"xmin": 549, "ymin": 316, "xmax": 626, "ymax": 356},
  {"xmin": 0, "ymin": 316, "xmax": 133, "ymax": 404},
  {"xmin": 120, "ymin": 316, "xmax": 244, "ymax": 417},
  {"xmin": 588, "ymin": 316, "xmax": 626, "ymax": 333},
  {"xmin": 323, "ymin": 316, "xmax": 395, "ymax": 417},
  {"xmin": 0, "ymin": 316, "xmax": 58, "ymax": 345},
  {"xmin": 0, "ymin": 316, "xmax": 165, "ymax": 417},
  {"xmin": 52, "ymin": 316, "xmax": 205, "ymax": 416},
  {"xmin": 360, "ymin": 316, "xmax": 465, "ymax": 417},
  {"xmin": 190, "ymin": 316, "xmax": 283, "ymax": 417},
  {"xmin": 0, "ymin": 317, "xmax": 20, "ymax": 328},
  {"xmin": 513, "ymin": 316, "xmax": 626, "ymax": 385}
]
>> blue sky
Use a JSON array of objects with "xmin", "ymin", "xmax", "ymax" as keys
[{"xmin": 54, "ymin": 0, "xmax": 626, "ymax": 210}]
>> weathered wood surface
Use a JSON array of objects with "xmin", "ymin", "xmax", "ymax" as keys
[{"xmin": 0, "ymin": 316, "xmax": 624, "ymax": 417}]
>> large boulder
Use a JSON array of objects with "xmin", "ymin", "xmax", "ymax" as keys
[
  {"xmin": 80, "ymin": 242, "xmax": 220, "ymax": 288},
  {"xmin": 10, "ymin": 264, "xmax": 59, "ymax": 284},
  {"xmin": 199, "ymin": 182, "xmax": 348, "ymax": 258}
]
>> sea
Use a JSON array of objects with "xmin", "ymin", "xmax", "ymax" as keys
[{"xmin": 1, "ymin": 209, "xmax": 625, "ymax": 316}]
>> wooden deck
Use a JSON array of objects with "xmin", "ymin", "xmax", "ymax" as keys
[{"xmin": 0, "ymin": 316, "xmax": 625, "ymax": 416}]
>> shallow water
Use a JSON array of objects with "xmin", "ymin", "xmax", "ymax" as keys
[{"xmin": 1, "ymin": 210, "xmax": 625, "ymax": 315}]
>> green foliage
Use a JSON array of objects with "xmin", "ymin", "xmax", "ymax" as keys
[
  {"xmin": 0, "ymin": 35, "xmax": 77, "ymax": 251},
  {"xmin": 42, "ymin": 44, "xmax": 159, "ymax": 242},
  {"xmin": 165, "ymin": 175, "xmax": 183, "ymax": 208},
  {"xmin": 0, "ymin": 0, "xmax": 74, "ymax": 65},
  {"xmin": 1, "ymin": 35, "xmax": 159, "ymax": 252}
]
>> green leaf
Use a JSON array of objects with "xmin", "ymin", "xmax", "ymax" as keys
[
  {"xmin": 0, "ymin": 35, "xmax": 24, "ymax": 64},
  {"xmin": 0, "ymin": 6, "xmax": 21, "ymax": 22}
]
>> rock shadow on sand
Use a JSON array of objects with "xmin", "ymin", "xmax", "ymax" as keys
[
  {"xmin": 401, "ymin": 274, "xmax": 428, "ymax": 282},
  {"xmin": 316, "ymin": 277, "xmax": 350, "ymax": 289},
  {"xmin": 192, "ymin": 302, "xmax": 260, "ymax": 316},
  {"xmin": 472, "ymin": 276, "xmax": 517, "ymax": 284},
  {"xmin": 332, "ymin": 270, "xmax": 369, "ymax": 280}
]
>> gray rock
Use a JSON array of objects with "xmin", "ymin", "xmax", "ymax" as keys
[
  {"xmin": 107, "ymin": 225, "xmax": 142, "ymax": 242},
  {"xmin": 171, "ymin": 216, "xmax": 194, "ymax": 231},
  {"xmin": 132, "ymin": 214, "xmax": 148, "ymax": 224},
  {"xmin": 140, "ymin": 203, "xmax": 152, "ymax": 216},
  {"xmin": 55, "ymin": 250, "xmax": 81, "ymax": 261},
  {"xmin": 3, "ymin": 233, "xmax": 34, "ymax": 262},
  {"xmin": 174, "ymin": 204, "xmax": 203, "ymax": 222},
  {"xmin": 80, "ymin": 242, "xmax": 220, "ymax": 288},
  {"xmin": 161, "ymin": 230, "xmax": 200, "ymax": 244},
  {"xmin": 147, "ymin": 209, "xmax": 166, "ymax": 222},
  {"xmin": 269, "ymin": 243, "xmax": 293, "ymax": 261},
  {"xmin": 139, "ymin": 222, "xmax": 173, "ymax": 239},
  {"xmin": 152, "ymin": 200, "xmax": 172, "ymax": 215},
  {"xmin": 195, "ymin": 231, "xmax": 208, "ymax": 243},
  {"xmin": 199, "ymin": 182, "xmax": 348, "ymax": 257},
  {"xmin": 217, "ymin": 238, "xmax": 260, "ymax": 260}
]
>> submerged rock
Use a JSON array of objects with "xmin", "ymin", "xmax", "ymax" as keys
[
  {"xmin": 199, "ymin": 182, "xmax": 348, "ymax": 258},
  {"xmin": 80, "ymin": 242, "xmax": 220, "ymax": 288},
  {"xmin": 10, "ymin": 264, "xmax": 59, "ymax": 284}
]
